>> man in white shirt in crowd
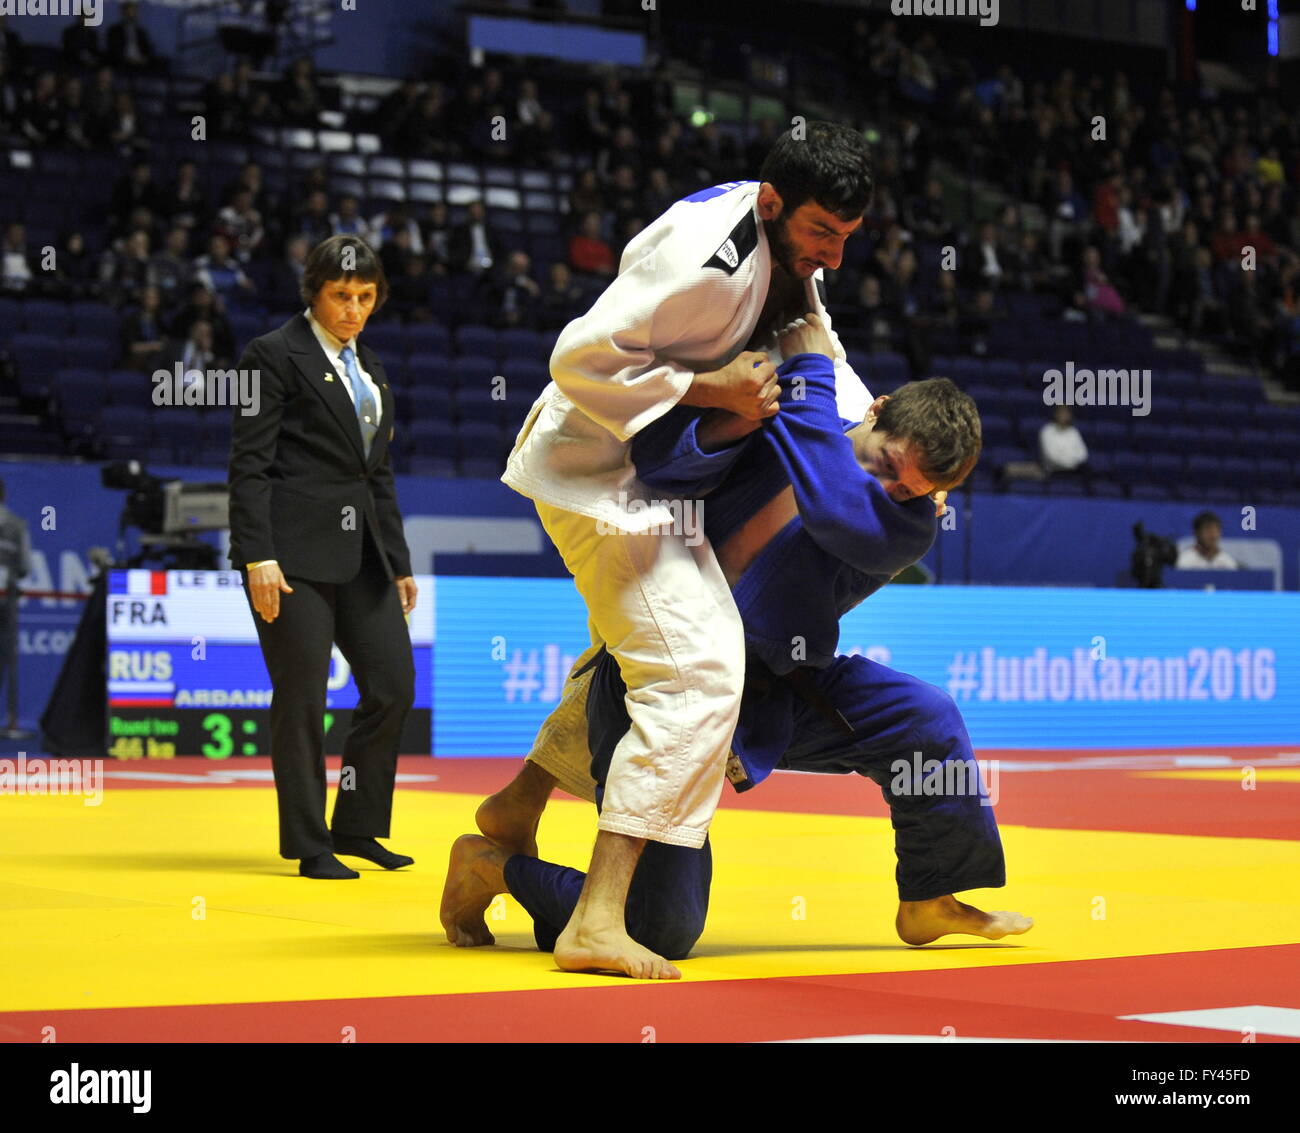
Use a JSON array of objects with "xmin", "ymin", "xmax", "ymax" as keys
[
  {"xmin": 1038, "ymin": 405, "xmax": 1089, "ymax": 475},
  {"xmin": 1176, "ymin": 511, "xmax": 1239, "ymax": 570}
]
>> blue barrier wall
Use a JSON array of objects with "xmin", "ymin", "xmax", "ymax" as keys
[
  {"xmin": 5, "ymin": 458, "xmax": 1300, "ymax": 733},
  {"xmin": 434, "ymin": 577, "xmax": 1300, "ymax": 754}
]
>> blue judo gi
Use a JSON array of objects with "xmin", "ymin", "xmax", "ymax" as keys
[{"xmin": 504, "ymin": 353, "xmax": 1006, "ymax": 959}]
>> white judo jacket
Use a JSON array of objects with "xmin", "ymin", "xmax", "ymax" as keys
[{"xmin": 501, "ymin": 180, "xmax": 874, "ymax": 531}]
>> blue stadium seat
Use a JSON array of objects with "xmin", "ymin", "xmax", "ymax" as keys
[
  {"xmin": 408, "ymin": 455, "xmax": 457, "ymax": 476},
  {"xmin": 21, "ymin": 299, "xmax": 73, "ymax": 334},
  {"xmin": 454, "ymin": 385, "xmax": 505, "ymax": 424},
  {"xmin": 407, "ymin": 352, "xmax": 452, "ymax": 386},
  {"xmin": 405, "ymin": 323, "xmax": 451, "ymax": 356},
  {"xmin": 455, "ymin": 353, "xmax": 499, "ymax": 389},
  {"xmin": 455, "ymin": 324, "xmax": 498, "ymax": 357},
  {"xmin": 499, "ymin": 327, "xmax": 546, "ymax": 361},
  {"xmin": 12, "ymin": 332, "xmax": 65, "ymax": 374},
  {"xmin": 408, "ymin": 419, "xmax": 456, "ymax": 454}
]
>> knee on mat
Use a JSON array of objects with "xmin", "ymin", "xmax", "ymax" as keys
[{"xmin": 638, "ymin": 918, "xmax": 705, "ymax": 962}]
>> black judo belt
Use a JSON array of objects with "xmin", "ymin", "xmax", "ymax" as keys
[{"xmin": 745, "ymin": 655, "xmax": 856, "ymax": 737}]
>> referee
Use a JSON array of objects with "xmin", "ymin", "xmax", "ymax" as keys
[{"xmin": 228, "ymin": 235, "xmax": 416, "ymax": 879}]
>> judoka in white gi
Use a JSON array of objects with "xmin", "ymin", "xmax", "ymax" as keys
[{"xmin": 471, "ymin": 122, "xmax": 878, "ymax": 978}]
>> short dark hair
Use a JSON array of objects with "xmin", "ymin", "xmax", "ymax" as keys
[
  {"xmin": 875, "ymin": 378, "xmax": 982, "ymax": 492},
  {"xmin": 1193, "ymin": 510, "xmax": 1221, "ymax": 534},
  {"xmin": 300, "ymin": 235, "xmax": 388, "ymax": 310},
  {"xmin": 757, "ymin": 120, "xmax": 874, "ymax": 221}
]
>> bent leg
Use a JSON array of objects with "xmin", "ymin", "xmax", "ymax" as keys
[{"xmin": 780, "ymin": 656, "xmax": 1030, "ymax": 943}]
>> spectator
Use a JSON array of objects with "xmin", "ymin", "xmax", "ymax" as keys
[
  {"xmin": 120, "ymin": 284, "xmax": 165, "ymax": 371},
  {"xmin": 568, "ymin": 210, "xmax": 615, "ymax": 279},
  {"xmin": 1047, "ymin": 168, "xmax": 1087, "ymax": 262},
  {"xmin": 1038, "ymin": 406, "xmax": 1089, "ymax": 475},
  {"xmin": 148, "ymin": 226, "xmax": 192, "ymax": 305},
  {"xmin": 568, "ymin": 168, "xmax": 606, "ymax": 219},
  {"xmin": 1227, "ymin": 267, "xmax": 1275, "ymax": 366},
  {"xmin": 1175, "ymin": 512, "xmax": 1238, "ymax": 570},
  {"xmin": 204, "ymin": 71, "xmax": 244, "ymax": 137},
  {"xmin": 374, "ymin": 78, "xmax": 422, "ymax": 149},
  {"xmin": 597, "ymin": 124, "xmax": 644, "ymax": 185},
  {"xmin": 573, "ymin": 86, "xmax": 610, "ymax": 151},
  {"xmin": 448, "ymin": 199, "xmax": 500, "ymax": 275},
  {"xmin": 169, "ymin": 283, "xmax": 235, "ymax": 361},
  {"xmin": 289, "ymin": 189, "xmax": 332, "ymax": 247},
  {"xmin": 329, "ymin": 194, "xmax": 373, "ymax": 244},
  {"xmin": 192, "ymin": 234, "xmax": 256, "ymax": 309},
  {"xmin": 387, "ymin": 252, "xmax": 434, "ymax": 323},
  {"xmin": 538, "ymin": 261, "xmax": 584, "ymax": 331},
  {"xmin": 61, "ymin": 16, "xmax": 100, "ymax": 70},
  {"xmin": 98, "ymin": 229, "xmax": 153, "ymax": 307},
  {"xmin": 396, "ymin": 86, "xmax": 452, "ymax": 158},
  {"xmin": 377, "ymin": 224, "xmax": 413, "ymax": 280},
  {"xmin": 1078, "ymin": 245, "xmax": 1126, "ymax": 318},
  {"xmin": 517, "ymin": 78, "xmax": 544, "ymax": 127},
  {"xmin": 159, "ymin": 160, "xmax": 209, "ymax": 232},
  {"xmin": 162, "ymin": 318, "xmax": 221, "ymax": 394},
  {"xmin": 280, "ymin": 58, "xmax": 321, "ymax": 127},
  {"xmin": 478, "ymin": 250, "xmax": 541, "ymax": 329},
  {"xmin": 420, "ymin": 201, "xmax": 452, "ymax": 273},
  {"xmin": 607, "ymin": 164, "xmax": 642, "ymax": 226},
  {"xmin": 266, "ymin": 234, "xmax": 310, "ymax": 311},
  {"xmin": 642, "ymin": 167, "xmax": 676, "ymax": 223},
  {"xmin": 217, "ymin": 188, "xmax": 265, "ymax": 263},
  {"xmin": 907, "ymin": 176, "xmax": 949, "ymax": 242},
  {"xmin": 966, "ymin": 221, "xmax": 1005, "ymax": 289},
  {"xmin": 110, "ymin": 159, "xmax": 161, "ymax": 233},
  {"xmin": 105, "ymin": 90, "xmax": 148, "ymax": 153},
  {"xmin": 59, "ymin": 76, "xmax": 92, "ymax": 149},
  {"xmin": 1177, "ymin": 246, "xmax": 1226, "ymax": 337},
  {"xmin": 370, "ymin": 202, "xmax": 422, "ymax": 256},
  {"xmin": 960, "ymin": 286, "xmax": 1003, "ymax": 356},
  {"xmin": 1, "ymin": 222, "xmax": 32, "ymax": 293},
  {"xmin": 49, "ymin": 229, "xmax": 99, "ymax": 299},
  {"xmin": 106, "ymin": 1, "xmax": 158, "ymax": 72},
  {"xmin": 19, "ymin": 70, "xmax": 62, "ymax": 145},
  {"xmin": 83, "ymin": 63, "xmax": 116, "ymax": 142}
]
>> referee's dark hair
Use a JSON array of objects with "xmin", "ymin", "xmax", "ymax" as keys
[
  {"xmin": 758, "ymin": 119, "xmax": 874, "ymax": 221},
  {"xmin": 300, "ymin": 234, "xmax": 389, "ymax": 311}
]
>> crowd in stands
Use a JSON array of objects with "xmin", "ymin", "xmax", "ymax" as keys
[{"xmin": 1, "ymin": 5, "xmax": 1298, "ymax": 487}]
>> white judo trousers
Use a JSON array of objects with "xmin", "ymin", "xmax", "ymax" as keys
[{"xmin": 502, "ymin": 181, "xmax": 872, "ymax": 847}]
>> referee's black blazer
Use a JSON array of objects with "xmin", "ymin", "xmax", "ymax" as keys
[{"xmin": 227, "ymin": 313, "xmax": 412, "ymax": 583}]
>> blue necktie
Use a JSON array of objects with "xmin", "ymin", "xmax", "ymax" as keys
[{"xmin": 339, "ymin": 345, "xmax": 378, "ymax": 458}]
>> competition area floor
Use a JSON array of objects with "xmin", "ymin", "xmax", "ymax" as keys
[{"xmin": 1, "ymin": 746, "xmax": 1298, "ymax": 1044}]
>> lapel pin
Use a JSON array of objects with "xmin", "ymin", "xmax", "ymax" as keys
[{"xmin": 323, "ymin": 373, "xmax": 335, "ymax": 382}]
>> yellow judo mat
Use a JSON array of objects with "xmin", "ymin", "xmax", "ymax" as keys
[{"xmin": 2, "ymin": 784, "xmax": 1299, "ymax": 1015}]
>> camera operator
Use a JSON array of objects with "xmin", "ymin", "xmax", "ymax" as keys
[{"xmin": 1175, "ymin": 510, "xmax": 1239, "ymax": 570}]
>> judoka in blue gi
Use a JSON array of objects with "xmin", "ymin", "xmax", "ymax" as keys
[{"xmin": 441, "ymin": 314, "xmax": 1033, "ymax": 974}]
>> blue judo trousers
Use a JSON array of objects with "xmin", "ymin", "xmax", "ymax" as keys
[{"xmin": 502, "ymin": 646, "xmax": 1007, "ymax": 960}]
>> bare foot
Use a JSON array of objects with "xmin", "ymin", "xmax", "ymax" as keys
[
  {"xmin": 475, "ymin": 762, "xmax": 555, "ymax": 857},
  {"xmin": 896, "ymin": 895, "xmax": 1033, "ymax": 946},
  {"xmin": 439, "ymin": 834, "xmax": 509, "ymax": 947},
  {"xmin": 554, "ymin": 921, "xmax": 681, "ymax": 980}
]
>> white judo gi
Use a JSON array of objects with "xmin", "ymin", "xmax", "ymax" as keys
[{"xmin": 502, "ymin": 180, "xmax": 872, "ymax": 846}]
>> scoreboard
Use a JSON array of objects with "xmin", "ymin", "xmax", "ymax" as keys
[{"xmin": 106, "ymin": 569, "xmax": 434, "ymax": 758}]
